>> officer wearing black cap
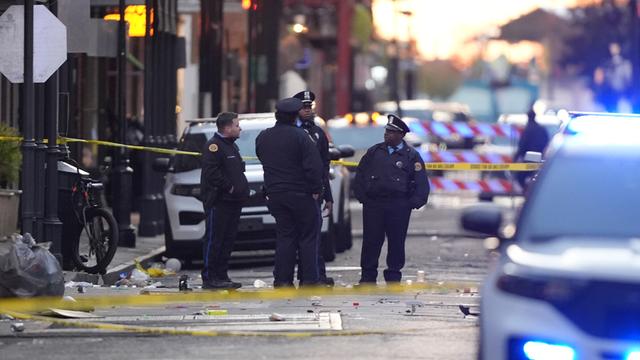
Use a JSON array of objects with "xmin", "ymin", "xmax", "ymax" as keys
[
  {"xmin": 293, "ymin": 90, "xmax": 334, "ymax": 286},
  {"xmin": 354, "ymin": 114, "xmax": 430, "ymax": 284},
  {"xmin": 256, "ymin": 98, "xmax": 324, "ymax": 287}
]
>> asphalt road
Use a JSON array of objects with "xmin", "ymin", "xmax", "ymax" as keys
[{"xmin": 0, "ymin": 194, "xmax": 514, "ymax": 360}]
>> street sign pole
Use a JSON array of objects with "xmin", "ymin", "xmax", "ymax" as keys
[
  {"xmin": 44, "ymin": 1, "xmax": 63, "ymax": 262},
  {"xmin": 21, "ymin": 0, "xmax": 36, "ymax": 236}
]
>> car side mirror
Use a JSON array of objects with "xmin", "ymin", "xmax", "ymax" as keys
[
  {"xmin": 337, "ymin": 144, "xmax": 355, "ymax": 158},
  {"xmin": 152, "ymin": 157, "xmax": 171, "ymax": 172},
  {"xmin": 460, "ymin": 204, "xmax": 503, "ymax": 237},
  {"xmin": 524, "ymin": 151, "xmax": 542, "ymax": 163},
  {"xmin": 329, "ymin": 148, "xmax": 342, "ymax": 161}
]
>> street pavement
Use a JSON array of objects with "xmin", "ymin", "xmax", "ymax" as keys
[{"xmin": 0, "ymin": 194, "xmax": 518, "ymax": 360}]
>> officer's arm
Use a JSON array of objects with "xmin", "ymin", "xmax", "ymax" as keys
[
  {"xmin": 201, "ymin": 143, "xmax": 232, "ymax": 192},
  {"xmin": 409, "ymin": 152, "xmax": 430, "ymax": 209},
  {"xmin": 318, "ymin": 130, "xmax": 334, "ymax": 202},
  {"xmin": 514, "ymin": 129, "xmax": 530, "ymax": 161},
  {"xmin": 300, "ymin": 133, "xmax": 324, "ymax": 194},
  {"xmin": 353, "ymin": 150, "xmax": 372, "ymax": 204}
]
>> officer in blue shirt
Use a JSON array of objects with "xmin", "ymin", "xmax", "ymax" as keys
[{"xmin": 354, "ymin": 114, "xmax": 430, "ymax": 284}]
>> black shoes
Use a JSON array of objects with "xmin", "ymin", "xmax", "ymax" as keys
[{"xmin": 202, "ymin": 279, "xmax": 242, "ymax": 290}]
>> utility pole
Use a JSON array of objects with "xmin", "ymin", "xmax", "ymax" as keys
[{"xmin": 112, "ymin": 0, "xmax": 136, "ymax": 247}]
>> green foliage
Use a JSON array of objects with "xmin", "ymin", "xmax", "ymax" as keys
[
  {"xmin": 418, "ymin": 60, "xmax": 463, "ymax": 100},
  {"xmin": 0, "ymin": 123, "xmax": 22, "ymax": 186}
]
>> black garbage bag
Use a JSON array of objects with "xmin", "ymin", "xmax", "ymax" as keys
[{"xmin": 0, "ymin": 233, "xmax": 64, "ymax": 298}]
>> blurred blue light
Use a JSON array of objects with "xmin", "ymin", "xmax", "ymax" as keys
[
  {"xmin": 523, "ymin": 340, "xmax": 575, "ymax": 360},
  {"xmin": 566, "ymin": 116, "xmax": 640, "ymax": 139},
  {"xmin": 626, "ymin": 351, "xmax": 640, "ymax": 360}
]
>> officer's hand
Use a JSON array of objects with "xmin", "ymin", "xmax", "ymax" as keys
[
  {"xmin": 228, "ymin": 186, "xmax": 234, "ymax": 194},
  {"xmin": 312, "ymin": 193, "xmax": 319, "ymax": 200},
  {"xmin": 323, "ymin": 201, "xmax": 333, "ymax": 215}
]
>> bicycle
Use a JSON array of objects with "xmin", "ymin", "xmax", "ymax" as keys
[{"xmin": 63, "ymin": 159, "xmax": 119, "ymax": 274}]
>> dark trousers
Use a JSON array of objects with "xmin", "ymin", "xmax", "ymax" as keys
[
  {"xmin": 297, "ymin": 199, "xmax": 326, "ymax": 283},
  {"xmin": 201, "ymin": 201, "xmax": 242, "ymax": 282},
  {"xmin": 267, "ymin": 192, "xmax": 320, "ymax": 286},
  {"xmin": 360, "ymin": 199, "xmax": 412, "ymax": 283}
]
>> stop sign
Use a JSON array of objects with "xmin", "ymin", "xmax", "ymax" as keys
[{"xmin": 0, "ymin": 5, "xmax": 67, "ymax": 83}]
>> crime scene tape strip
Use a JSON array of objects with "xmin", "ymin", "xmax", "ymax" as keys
[
  {"xmin": 0, "ymin": 283, "xmax": 471, "ymax": 314},
  {"xmin": 430, "ymin": 177, "xmax": 516, "ymax": 193},
  {"xmin": 332, "ymin": 160, "xmax": 540, "ymax": 171},
  {"xmin": 420, "ymin": 150, "xmax": 513, "ymax": 164},
  {"xmin": 0, "ymin": 135, "xmax": 540, "ymax": 171}
]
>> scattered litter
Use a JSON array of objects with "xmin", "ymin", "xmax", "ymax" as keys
[
  {"xmin": 143, "ymin": 281, "xmax": 163, "ymax": 289},
  {"xmin": 1, "ymin": 314, "xmax": 15, "ymax": 320},
  {"xmin": 64, "ymin": 281, "xmax": 95, "ymax": 288},
  {"xmin": 63, "ymin": 296, "xmax": 77, "ymax": 303},
  {"xmin": 459, "ymin": 305, "xmax": 480, "ymax": 317},
  {"xmin": 44, "ymin": 309, "xmax": 101, "ymax": 319},
  {"xmin": 178, "ymin": 275, "xmax": 191, "ymax": 291},
  {"xmin": 437, "ymin": 281, "xmax": 444, "ymax": 285},
  {"xmin": 430, "ymin": 236, "xmax": 438, "ymax": 241},
  {"xmin": 77, "ymin": 286, "xmax": 86, "ymax": 294},
  {"xmin": 206, "ymin": 304, "xmax": 220, "ymax": 309},
  {"xmin": 269, "ymin": 313, "xmax": 286, "ymax": 321},
  {"xmin": 405, "ymin": 300, "xmax": 424, "ymax": 315},
  {"xmin": 405, "ymin": 280, "xmax": 413, "ymax": 286},
  {"xmin": 207, "ymin": 309, "xmax": 228, "ymax": 316},
  {"xmin": 10, "ymin": 322, "xmax": 24, "ymax": 332},
  {"xmin": 352, "ymin": 302, "xmax": 359, "ymax": 307},
  {"xmin": 165, "ymin": 258, "xmax": 182, "ymax": 273},
  {"xmin": 416, "ymin": 270, "xmax": 425, "ymax": 283},
  {"xmin": 309, "ymin": 296, "xmax": 322, "ymax": 302},
  {"xmin": 306, "ymin": 309, "xmax": 314, "ymax": 313},
  {"xmin": 253, "ymin": 279, "xmax": 268, "ymax": 288},
  {"xmin": 130, "ymin": 268, "xmax": 150, "ymax": 282},
  {"xmin": 464, "ymin": 253, "xmax": 469, "ymax": 258}
]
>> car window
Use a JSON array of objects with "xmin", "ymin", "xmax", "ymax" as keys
[
  {"xmin": 328, "ymin": 126, "xmax": 384, "ymax": 150},
  {"xmin": 234, "ymin": 128, "xmax": 263, "ymax": 164},
  {"xmin": 520, "ymin": 155, "xmax": 640, "ymax": 241},
  {"xmin": 173, "ymin": 132, "xmax": 208, "ymax": 173}
]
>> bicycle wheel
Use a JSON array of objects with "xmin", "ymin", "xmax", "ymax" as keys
[{"xmin": 71, "ymin": 207, "xmax": 119, "ymax": 274}]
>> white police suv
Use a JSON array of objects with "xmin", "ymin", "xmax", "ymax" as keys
[
  {"xmin": 155, "ymin": 113, "xmax": 354, "ymax": 263},
  {"xmin": 462, "ymin": 112, "xmax": 640, "ymax": 360}
]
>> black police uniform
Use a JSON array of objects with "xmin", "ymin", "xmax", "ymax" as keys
[
  {"xmin": 255, "ymin": 98, "xmax": 324, "ymax": 286},
  {"xmin": 294, "ymin": 91, "xmax": 334, "ymax": 284},
  {"xmin": 354, "ymin": 116, "xmax": 430, "ymax": 283},
  {"xmin": 200, "ymin": 132, "xmax": 249, "ymax": 285}
]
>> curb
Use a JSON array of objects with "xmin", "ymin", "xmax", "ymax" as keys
[
  {"xmin": 352, "ymin": 229, "xmax": 485, "ymax": 239},
  {"xmin": 102, "ymin": 246, "xmax": 166, "ymax": 285}
]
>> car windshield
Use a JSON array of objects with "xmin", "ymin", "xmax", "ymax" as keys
[
  {"xmin": 401, "ymin": 109, "xmax": 433, "ymax": 120},
  {"xmin": 328, "ymin": 126, "xmax": 384, "ymax": 150},
  {"xmin": 173, "ymin": 127, "xmax": 263, "ymax": 173},
  {"xmin": 520, "ymin": 155, "xmax": 640, "ymax": 241}
]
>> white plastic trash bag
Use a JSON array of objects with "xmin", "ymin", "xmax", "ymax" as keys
[{"xmin": 0, "ymin": 233, "xmax": 64, "ymax": 297}]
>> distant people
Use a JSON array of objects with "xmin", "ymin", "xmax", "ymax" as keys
[
  {"xmin": 354, "ymin": 114, "xmax": 430, "ymax": 285},
  {"xmin": 293, "ymin": 90, "xmax": 334, "ymax": 286},
  {"xmin": 200, "ymin": 112, "xmax": 249, "ymax": 290},
  {"xmin": 513, "ymin": 108, "xmax": 550, "ymax": 190},
  {"xmin": 255, "ymin": 98, "xmax": 324, "ymax": 287},
  {"xmin": 593, "ymin": 43, "xmax": 632, "ymax": 112}
]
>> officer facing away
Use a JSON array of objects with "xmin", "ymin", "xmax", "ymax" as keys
[
  {"xmin": 255, "ymin": 98, "xmax": 324, "ymax": 287},
  {"xmin": 513, "ymin": 107, "xmax": 550, "ymax": 191},
  {"xmin": 354, "ymin": 114, "xmax": 430, "ymax": 284},
  {"xmin": 293, "ymin": 90, "xmax": 334, "ymax": 286},
  {"xmin": 200, "ymin": 112, "xmax": 249, "ymax": 289}
]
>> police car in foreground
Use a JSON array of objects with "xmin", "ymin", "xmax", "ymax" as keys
[
  {"xmin": 462, "ymin": 112, "xmax": 640, "ymax": 360},
  {"xmin": 154, "ymin": 113, "xmax": 354, "ymax": 263}
]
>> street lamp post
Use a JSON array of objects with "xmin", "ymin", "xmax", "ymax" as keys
[{"xmin": 112, "ymin": 0, "xmax": 136, "ymax": 247}]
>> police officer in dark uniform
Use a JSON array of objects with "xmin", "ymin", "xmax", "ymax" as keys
[
  {"xmin": 255, "ymin": 98, "xmax": 324, "ymax": 287},
  {"xmin": 293, "ymin": 90, "xmax": 334, "ymax": 286},
  {"xmin": 200, "ymin": 112, "xmax": 250, "ymax": 289},
  {"xmin": 354, "ymin": 114, "xmax": 430, "ymax": 284}
]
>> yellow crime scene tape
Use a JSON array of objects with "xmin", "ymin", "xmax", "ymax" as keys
[
  {"xmin": 0, "ymin": 283, "xmax": 469, "ymax": 314},
  {"xmin": 0, "ymin": 135, "xmax": 540, "ymax": 171}
]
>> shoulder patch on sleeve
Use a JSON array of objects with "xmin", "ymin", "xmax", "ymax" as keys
[
  {"xmin": 209, "ymin": 144, "xmax": 218, "ymax": 153},
  {"xmin": 414, "ymin": 162, "xmax": 423, "ymax": 171}
]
